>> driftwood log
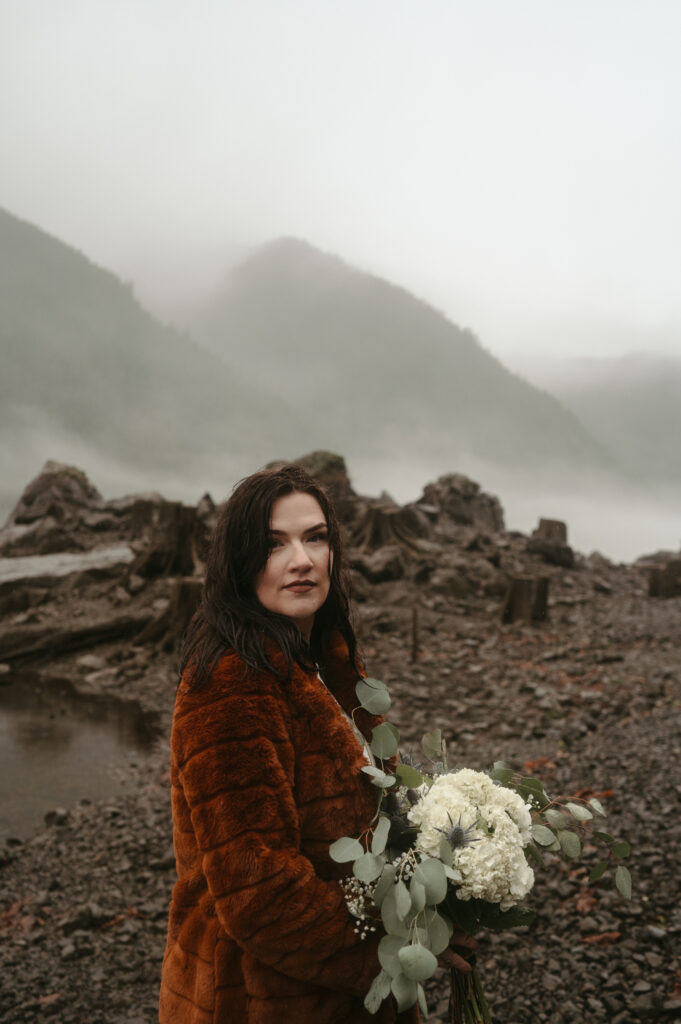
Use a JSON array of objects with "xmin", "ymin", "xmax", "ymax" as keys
[
  {"xmin": 501, "ymin": 575, "xmax": 549, "ymax": 624},
  {"xmin": 0, "ymin": 614, "xmax": 153, "ymax": 665}
]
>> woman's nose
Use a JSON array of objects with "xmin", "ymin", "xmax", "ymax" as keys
[{"xmin": 290, "ymin": 541, "xmax": 313, "ymax": 569}]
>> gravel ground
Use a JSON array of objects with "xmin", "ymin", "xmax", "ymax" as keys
[{"xmin": 1, "ymin": 466, "xmax": 680, "ymax": 1023}]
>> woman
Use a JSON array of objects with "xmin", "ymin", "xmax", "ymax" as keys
[{"xmin": 159, "ymin": 464, "xmax": 469, "ymax": 1023}]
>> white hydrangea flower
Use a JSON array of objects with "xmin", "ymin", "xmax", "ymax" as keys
[{"xmin": 407, "ymin": 768, "xmax": 535, "ymax": 909}]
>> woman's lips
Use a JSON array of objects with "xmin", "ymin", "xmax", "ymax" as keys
[{"xmin": 284, "ymin": 581, "xmax": 315, "ymax": 591}]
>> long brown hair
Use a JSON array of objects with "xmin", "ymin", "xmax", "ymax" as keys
[{"xmin": 181, "ymin": 463, "xmax": 358, "ymax": 688}]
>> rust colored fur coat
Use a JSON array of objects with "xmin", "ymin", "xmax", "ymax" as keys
[{"xmin": 159, "ymin": 634, "xmax": 418, "ymax": 1024}]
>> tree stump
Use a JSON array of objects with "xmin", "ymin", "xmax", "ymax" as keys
[
  {"xmin": 131, "ymin": 503, "xmax": 198, "ymax": 578},
  {"xmin": 527, "ymin": 518, "xmax": 574, "ymax": 568},
  {"xmin": 134, "ymin": 577, "xmax": 202, "ymax": 652},
  {"xmin": 350, "ymin": 501, "xmax": 431, "ymax": 552},
  {"xmin": 501, "ymin": 575, "xmax": 549, "ymax": 624},
  {"xmin": 534, "ymin": 519, "xmax": 568, "ymax": 544},
  {"xmin": 648, "ymin": 560, "xmax": 681, "ymax": 598}
]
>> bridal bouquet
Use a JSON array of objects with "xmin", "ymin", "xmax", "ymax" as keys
[{"xmin": 331, "ymin": 677, "xmax": 632, "ymax": 1022}]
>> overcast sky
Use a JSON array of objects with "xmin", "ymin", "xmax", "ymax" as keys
[{"xmin": 3, "ymin": 0, "xmax": 680, "ymax": 367}]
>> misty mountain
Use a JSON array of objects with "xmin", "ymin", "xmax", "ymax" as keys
[
  {"xmin": 191, "ymin": 238, "xmax": 618, "ymax": 477},
  {"xmin": 0, "ymin": 207, "xmax": 301, "ymax": 511},
  {"xmin": 520, "ymin": 353, "xmax": 681, "ymax": 485}
]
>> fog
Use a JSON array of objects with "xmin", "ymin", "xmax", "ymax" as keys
[
  {"xmin": 3, "ymin": 0, "xmax": 681, "ymax": 364},
  {"xmin": 2, "ymin": 2, "xmax": 680, "ymax": 562}
]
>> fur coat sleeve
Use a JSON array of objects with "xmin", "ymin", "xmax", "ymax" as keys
[{"xmin": 160, "ymin": 633, "xmax": 416, "ymax": 1024}]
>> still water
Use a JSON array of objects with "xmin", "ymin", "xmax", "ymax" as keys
[{"xmin": 0, "ymin": 672, "xmax": 161, "ymax": 840}]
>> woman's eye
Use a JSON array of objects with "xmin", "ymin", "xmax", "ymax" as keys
[{"xmin": 309, "ymin": 533, "xmax": 328, "ymax": 543}]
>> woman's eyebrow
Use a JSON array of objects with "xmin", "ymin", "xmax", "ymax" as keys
[{"xmin": 268, "ymin": 522, "xmax": 327, "ymax": 537}]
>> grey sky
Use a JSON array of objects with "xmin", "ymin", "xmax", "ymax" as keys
[{"xmin": 3, "ymin": 0, "xmax": 681, "ymax": 365}]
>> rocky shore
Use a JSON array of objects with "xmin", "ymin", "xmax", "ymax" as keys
[{"xmin": 1, "ymin": 455, "xmax": 679, "ymax": 1024}]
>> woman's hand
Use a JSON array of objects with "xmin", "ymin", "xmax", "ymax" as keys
[{"xmin": 437, "ymin": 928, "xmax": 478, "ymax": 974}]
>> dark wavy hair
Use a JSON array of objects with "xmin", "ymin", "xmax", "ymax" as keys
[{"xmin": 180, "ymin": 463, "xmax": 359, "ymax": 688}]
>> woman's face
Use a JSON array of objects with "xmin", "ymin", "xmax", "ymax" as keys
[{"xmin": 254, "ymin": 491, "xmax": 332, "ymax": 638}]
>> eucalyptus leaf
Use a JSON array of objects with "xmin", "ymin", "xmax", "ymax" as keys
[
  {"xmin": 353, "ymin": 852, "xmax": 384, "ymax": 883},
  {"xmin": 356, "ymin": 678, "xmax": 391, "ymax": 715},
  {"xmin": 426, "ymin": 911, "xmax": 452, "ymax": 955},
  {"xmin": 361, "ymin": 765, "xmax": 396, "ymax": 788},
  {"xmin": 593, "ymin": 831, "xmax": 615, "ymax": 843},
  {"xmin": 329, "ymin": 836, "xmax": 364, "ymax": 862},
  {"xmin": 612, "ymin": 841, "xmax": 631, "ymax": 858},
  {"xmin": 588, "ymin": 797, "xmax": 607, "ymax": 817},
  {"xmin": 364, "ymin": 968, "xmax": 392, "ymax": 1012},
  {"xmin": 566, "ymin": 802, "xmax": 593, "ymax": 822},
  {"xmin": 525, "ymin": 844, "xmax": 545, "ymax": 869},
  {"xmin": 381, "ymin": 884, "xmax": 409, "ymax": 937},
  {"xmin": 615, "ymin": 864, "xmax": 632, "ymax": 900},
  {"xmin": 398, "ymin": 943, "xmax": 438, "ymax": 982},
  {"xmin": 421, "ymin": 729, "xmax": 443, "ymax": 762},
  {"xmin": 517, "ymin": 777, "xmax": 549, "ymax": 807},
  {"xmin": 371, "ymin": 722, "xmax": 400, "ymax": 759},
  {"xmin": 378, "ymin": 935, "xmax": 407, "ymax": 978},
  {"xmin": 589, "ymin": 862, "xmax": 608, "ymax": 884},
  {"xmin": 417, "ymin": 983, "xmax": 428, "ymax": 1018},
  {"xmin": 373, "ymin": 863, "xmax": 396, "ymax": 907},
  {"xmin": 395, "ymin": 880, "xmax": 412, "ymax": 921},
  {"xmin": 439, "ymin": 836, "xmax": 453, "ymax": 867},
  {"xmin": 490, "ymin": 762, "xmax": 514, "ymax": 786},
  {"xmin": 558, "ymin": 830, "xmax": 581, "ymax": 859},
  {"xmin": 531, "ymin": 824, "xmax": 556, "ymax": 847},
  {"xmin": 543, "ymin": 809, "xmax": 567, "ymax": 829},
  {"xmin": 396, "ymin": 762, "xmax": 424, "ymax": 788},
  {"xmin": 391, "ymin": 973, "xmax": 418, "ymax": 1012},
  {"xmin": 414, "ymin": 858, "xmax": 448, "ymax": 905},
  {"xmin": 409, "ymin": 878, "xmax": 426, "ymax": 913},
  {"xmin": 444, "ymin": 864, "xmax": 463, "ymax": 882},
  {"xmin": 371, "ymin": 816, "xmax": 391, "ymax": 856}
]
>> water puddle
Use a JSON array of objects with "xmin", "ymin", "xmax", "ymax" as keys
[{"xmin": 0, "ymin": 671, "xmax": 162, "ymax": 840}]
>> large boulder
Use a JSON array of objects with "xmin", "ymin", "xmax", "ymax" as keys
[
  {"xmin": 1, "ymin": 462, "xmax": 104, "ymax": 556},
  {"xmin": 6, "ymin": 461, "xmax": 102, "ymax": 526},
  {"xmin": 294, "ymin": 451, "xmax": 357, "ymax": 520},
  {"xmin": 417, "ymin": 474, "xmax": 504, "ymax": 534}
]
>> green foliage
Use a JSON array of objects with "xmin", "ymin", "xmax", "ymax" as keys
[
  {"xmin": 364, "ymin": 969, "xmax": 392, "ymax": 1012},
  {"xmin": 398, "ymin": 944, "xmax": 438, "ymax": 982},
  {"xmin": 370, "ymin": 722, "xmax": 399, "ymax": 759},
  {"xmin": 395, "ymin": 762, "xmax": 424, "ymax": 787},
  {"xmin": 371, "ymin": 816, "xmax": 391, "ymax": 856},
  {"xmin": 394, "ymin": 880, "xmax": 412, "ymax": 921},
  {"xmin": 421, "ymin": 729, "xmax": 444, "ymax": 763},
  {"xmin": 558, "ymin": 830, "xmax": 581, "ymax": 859},
  {"xmin": 329, "ymin": 836, "xmax": 364, "ymax": 862},
  {"xmin": 615, "ymin": 865, "xmax": 632, "ymax": 900},
  {"xmin": 566, "ymin": 802, "xmax": 593, "ymax": 822},
  {"xmin": 413, "ymin": 858, "xmax": 448, "ymax": 905},
  {"xmin": 353, "ymin": 852, "xmax": 384, "ymax": 883},
  {"xmin": 361, "ymin": 765, "xmax": 396, "ymax": 788},
  {"xmin": 589, "ymin": 863, "xmax": 608, "ymax": 883},
  {"xmin": 531, "ymin": 824, "xmax": 555, "ymax": 847},
  {"xmin": 391, "ymin": 973, "xmax": 418, "ymax": 1012},
  {"xmin": 356, "ymin": 678, "xmax": 391, "ymax": 715}
]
